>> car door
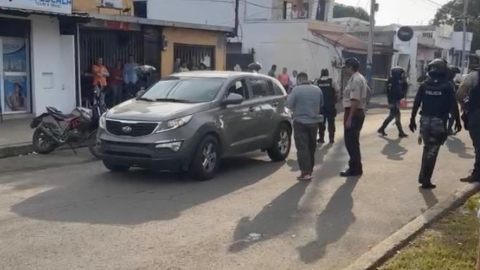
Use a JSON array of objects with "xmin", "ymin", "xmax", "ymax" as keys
[
  {"xmin": 220, "ymin": 78, "xmax": 260, "ymax": 155},
  {"xmin": 246, "ymin": 77, "xmax": 282, "ymax": 145}
]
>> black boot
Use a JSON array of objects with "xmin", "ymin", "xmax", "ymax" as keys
[
  {"xmin": 399, "ymin": 131, "xmax": 408, "ymax": 138},
  {"xmin": 377, "ymin": 128, "xmax": 387, "ymax": 136},
  {"xmin": 329, "ymin": 136, "xmax": 335, "ymax": 144}
]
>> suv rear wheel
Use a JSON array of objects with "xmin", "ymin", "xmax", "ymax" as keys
[
  {"xmin": 189, "ymin": 135, "xmax": 220, "ymax": 181},
  {"xmin": 103, "ymin": 160, "xmax": 130, "ymax": 172},
  {"xmin": 267, "ymin": 123, "xmax": 292, "ymax": 161}
]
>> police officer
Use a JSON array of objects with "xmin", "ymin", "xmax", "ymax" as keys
[
  {"xmin": 409, "ymin": 59, "xmax": 461, "ymax": 189},
  {"xmin": 317, "ymin": 69, "xmax": 338, "ymax": 144},
  {"xmin": 341, "ymin": 58, "xmax": 368, "ymax": 177},
  {"xmin": 378, "ymin": 66, "xmax": 409, "ymax": 138},
  {"xmin": 447, "ymin": 65, "xmax": 461, "ymax": 135}
]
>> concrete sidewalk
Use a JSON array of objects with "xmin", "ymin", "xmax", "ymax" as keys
[{"xmin": 0, "ymin": 118, "xmax": 34, "ymax": 158}]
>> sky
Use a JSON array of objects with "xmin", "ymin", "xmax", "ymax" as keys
[{"xmin": 335, "ymin": 0, "xmax": 451, "ymax": 26}]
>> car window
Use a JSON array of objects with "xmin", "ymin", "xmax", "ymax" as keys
[
  {"xmin": 227, "ymin": 79, "xmax": 249, "ymax": 100},
  {"xmin": 248, "ymin": 78, "xmax": 275, "ymax": 98},
  {"xmin": 141, "ymin": 77, "xmax": 226, "ymax": 103}
]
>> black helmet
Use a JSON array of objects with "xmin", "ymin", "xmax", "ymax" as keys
[
  {"xmin": 342, "ymin": 57, "xmax": 360, "ymax": 69},
  {"xmin": 448, "ymin": 65, "xmax": 461, "ymax": 80},
  {"xmin": 427, "ymin": 58, "xmax": 448, "ymax": 77},
  {"xmin": 247, "ymin": 62, "xmax": 262, "ymax": 72},
  {"xmin": 391, "ymin": 66, "xmax": 405, "ymax": 78}
]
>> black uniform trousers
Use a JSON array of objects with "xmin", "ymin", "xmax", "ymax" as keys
[
  {"xmin": 344, "ymin": 108, "xmax": 365, "ymax": 173},
  {"xmin": 293, "ymin": 121, "xmax": 318, "ymax": 174},
  {"xmin": 418, "ymin": 116, "xmax": 447, "ymax": 184},
  {"xmin": 318, "ymin": 108, "xmax": 336, "ymax": 141},
  {"xmin": 468, "ymin": 110, "xmax": 480, "ymax": 180},
  {"xmin": 379, "ymin": 102, "xmax": 404, "ymax": 133}
]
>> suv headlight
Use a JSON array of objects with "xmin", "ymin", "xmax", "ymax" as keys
[
  {"xmin": 99, "ymin": 113, "xmax": 107, "ymax": 129},
  {"xmin": 156, "ymin": 115, "xmax": 193, "ymax": 133}
]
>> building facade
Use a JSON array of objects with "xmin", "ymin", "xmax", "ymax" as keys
[{"xmin": 0, "ymin": 0, "xmax": 82, "ymax": 117}]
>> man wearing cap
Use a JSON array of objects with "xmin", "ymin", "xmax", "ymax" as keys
[
  {"xmin": 341, "ymin": 58, "xmax": 368, "ymax": 177},
  {"xmin": 286, "ymin": 72, "xmax": 324, "ymax": 181}
]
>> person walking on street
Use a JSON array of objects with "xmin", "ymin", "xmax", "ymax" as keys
[
  {"xmin": 457, "ymin": 63, "xmax": 480, "ymax": 183},
  {"xmin": 341, "ymin": 58, "xmax": 367, "ymax": 177},
  {"xmin": 409, "ymin": 59, "xmax": 461, "ymax": 189},
  {"xmin": 377, "ymin": 66, "xmax": 409, "ymax": 138},
  {"xmin": 268, "ymin": 65, "xmax": 277, "ymax": 78},
  {"xmin": 317, "ymin": 69, "xmax": 339, "ymax": 144},
  {"xmin": 278, "ymin": 67, "xmax": 290, "ymax": 91},
  {"xmin": 286, "ymin": 72, "xmax": 324, "ymax": 181}
]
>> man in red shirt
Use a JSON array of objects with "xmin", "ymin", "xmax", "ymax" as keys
[
  {"xmin": 110, "ymin": 60, "xmax": 124, "ymax": 105},
  {"xmin": 278, "ymin": 67, "xmax": 290, "ymax": 92}
]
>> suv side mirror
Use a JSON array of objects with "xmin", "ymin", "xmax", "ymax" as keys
[{"xmin": 222, "ymin": 93, "xmax": 244, "ymax": 106}]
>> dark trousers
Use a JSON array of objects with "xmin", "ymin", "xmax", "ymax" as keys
[
  {"xmin": 111, "ymin": 85, "xmax": 123, "ymax": 105},
  {"xmin": 344, "ymin": 108, "xmax": 365, "ymax": 173},
  {"xmin": 124, "ymin": 83, "xmax": 137, "ymax": 100},
  {"xmin": 468, "ymin": 110, "xmax": 480, "ymax": 179},
  {"xmin": 318, "ymin": 111, "xmax": 336, "ymax": 141},
  {"xmin": 418, "ymin": 116, "xmax": 447, "ymax": 184},
  {"xmin": 379, "ymin": 102, "xmax": 405, "ymax": 133},
  {"xmin": 294, "ymin": 121, "xmax": 318, "ymax": 174}
]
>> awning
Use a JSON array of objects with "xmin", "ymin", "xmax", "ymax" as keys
[
  {"xmin": 310, "ymin": 29, "xmax": 396, "ymax": 54},
  {"xmin": 0, "ymin": 6, "xmax": 89, "ymax": 21},
  {"xmin": 418, "ymin": 43, "xmax": 443, "ymax": 50},
  {"xmin": 88, "ymin": 13, "xmax": 234, "ymax": 33}
]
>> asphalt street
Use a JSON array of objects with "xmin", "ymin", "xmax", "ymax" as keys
[{"xmin": 0, "ymin": 108, "xmax": 476, "ymax": 270}]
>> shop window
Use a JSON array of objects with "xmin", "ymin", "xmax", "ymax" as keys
[{"xmin": 174, "ymin": 44, "xmax": 215, "ymax": 71}]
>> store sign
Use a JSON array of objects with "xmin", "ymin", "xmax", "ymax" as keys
[
  {"xmin": 0, "ymin": 0, "xmax": 72, "ymax": 14},
  {"xmin": 97, "ymin": 0, "xmax": 123, "ymax": 9},
  {"xmin": 397, "ymin": 26, "xmax": 414, "ymax": 42}
]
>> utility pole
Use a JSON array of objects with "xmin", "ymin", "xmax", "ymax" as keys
[
  {"xmin": 367, "ymin": 0, "xmax": 376, "ymax": 87},
  {"xmin": 461, "ymin": 0, "xmax": 469, "ymax": 74}
]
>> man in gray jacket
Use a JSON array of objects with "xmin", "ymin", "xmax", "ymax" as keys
[{"xmin": 286, "ymin": 72, "xmax": 324, "ymax": 181}]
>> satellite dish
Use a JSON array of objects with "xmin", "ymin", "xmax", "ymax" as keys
[{"xmin": 397, "ymin": 26, "xmax": 414, "ymax": 42}]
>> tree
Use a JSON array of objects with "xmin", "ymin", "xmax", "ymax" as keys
[
  {"xmin": 431, "ymin": 0, "xmax": 480, "ymax": 52},
  {"xmin": 333, "ymin": 4, "xmax": 369, "ymax": 22}
]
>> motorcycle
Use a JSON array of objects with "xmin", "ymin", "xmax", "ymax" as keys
[{"xmin": 30, "ymin": 87, "xmax": 107, "ymax": 158}]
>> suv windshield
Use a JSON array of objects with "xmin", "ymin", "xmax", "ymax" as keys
[{"xmin": 140, "ymin": 77, "xmax": 226, "ymax": 103}]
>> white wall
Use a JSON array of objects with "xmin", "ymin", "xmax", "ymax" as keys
[
  {"xmin": 30, "ymin": 15, "xmax": 76, "ymax": 116},
  {"xmin": 241, "ymin": 20, "xmax": 340, "ymax": 83},
  {"xmin": 146, "ymin": 0, "xmax": 237, "ymax": 28},
  {"xmin": 452, "ymin": 31, "xmax": 473, "ymax": 51}
]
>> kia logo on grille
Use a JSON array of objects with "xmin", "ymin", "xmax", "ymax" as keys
[{"xmin": 122, "ymin": 126, "xmax": 132, "ymax": 133}]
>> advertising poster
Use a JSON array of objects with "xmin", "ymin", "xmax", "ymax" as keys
[
  {"xmin": 3, "ymin": 37, "xmax": 27, "ymax": 72},
  {"xmin": 0, "ymin": 0, "xmax": 72, "ymax": 15},
  {"xmin": 4, "ymin": 76, "xmax": 28, "ymax": 112}
]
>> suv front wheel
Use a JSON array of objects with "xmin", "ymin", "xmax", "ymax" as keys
[
  {"xmin": 189, "ymin": 135, "xmax": 220, "ymax": 181},
  {"xmin": 267, "ymin": 123, "xmax": 292, "ymax": 161}
]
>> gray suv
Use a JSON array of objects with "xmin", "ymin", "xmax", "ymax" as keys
[{"xmin": 97, "ymin": 71, "xmax": 292, "ymax": 180}]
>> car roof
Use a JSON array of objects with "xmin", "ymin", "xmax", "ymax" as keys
[{"xmin": 170, "ymin": 71, "xmax": 274, "ymax": 80}]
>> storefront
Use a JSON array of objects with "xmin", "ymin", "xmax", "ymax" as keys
[
  {"xmin": 161, "ymin": 27, "xmax": 227, "ymax": 77},
  {"xmin": 0, "ymin": 0, "xmax": 85, "ymax": 116}
]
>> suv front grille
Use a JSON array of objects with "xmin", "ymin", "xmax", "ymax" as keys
[{"xmin": 106, "ymin": 120, "xmax": 158, "ymax": 137}]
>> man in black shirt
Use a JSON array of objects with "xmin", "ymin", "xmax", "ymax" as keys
[
  {"xmin": 378, "ymin": 66, "xmax": 408, "ymax": 138},
  {"xmin": 317, "ymin": 69, "xmax": 338, "ymax": 144},
  {"xmin": 409, "ymin": 59, "xmax": 461, "ymax": 189}
]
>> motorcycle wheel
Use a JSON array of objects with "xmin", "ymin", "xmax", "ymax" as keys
[
  {"xmin": 88, "ymin": 130, "xmax": 101, "ymax": 159},
  {"xmin": 32, "ymin": 124, "xmax": 57, "ymax": 154}
]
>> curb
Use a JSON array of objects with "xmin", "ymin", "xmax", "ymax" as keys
[
  {"xmin": 0, "ymin": 143, "xmax": 33, "ymax": 159},
  {"xmin": 343, "ymin": 183, "xmax": 480, "ymax": 270}
]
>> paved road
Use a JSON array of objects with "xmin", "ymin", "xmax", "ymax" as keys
[{"xmin": 0, "ymin": 108, "xmax": 476, "ymax": 270}]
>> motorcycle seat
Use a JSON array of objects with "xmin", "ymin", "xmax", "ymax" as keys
[{"xmin": 46, "ymin": 107, "xmax": 75, "ymax": 120}]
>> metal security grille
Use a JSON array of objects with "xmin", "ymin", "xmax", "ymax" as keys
[
  {"xmin": 174, "ymin": 44, "xmax": 215, "ymax": 70},
  {"xmin": 79, "ymin": 28, "xmax": 144, "ymax": 73}
]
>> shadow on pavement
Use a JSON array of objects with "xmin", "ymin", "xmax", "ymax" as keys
[
  {"xmin": 298, "ymin": 177, "xmax": 359, "ymax": 263},
  {"xmin": 286, "ymin": 143, "xmax": 334, "ymax": 173},
  {"xmin": 446, "ymin": 136, "xmax": 475, "ymax": 159},
  {"xmin": 380, "ymin": 136, "xmax": 408, "ymax": 161},
  {"xmin": 10, "ymin": 154, "xmax": 284, "ymax": 225},
  {"xmin": 419, "ymin": 188, "xmax": 439, "ymax": 211},
  {"xmin": 229, "ymin": 181, "xmax": 310, "ymax": 252},
  {"xmin": 229, "ymin": 142, "xmax": 346, "ymax": 253}
]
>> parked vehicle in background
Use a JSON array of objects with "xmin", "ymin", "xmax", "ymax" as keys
[
  {"xmin": 30, "ymin": 87, "xmax": 107, "ymax": 158},
  {"xmin": 97, "ymin": 71, "xmax": 292, "ymax": 180}
]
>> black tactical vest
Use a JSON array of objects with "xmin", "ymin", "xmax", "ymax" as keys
[
  {"xmin": 317, "ymin": 78, "xmax": 335, "ymax": 108},
  {"xmin": 468, "ymin": 70, "xmax": 480, "ymax": 112}
]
